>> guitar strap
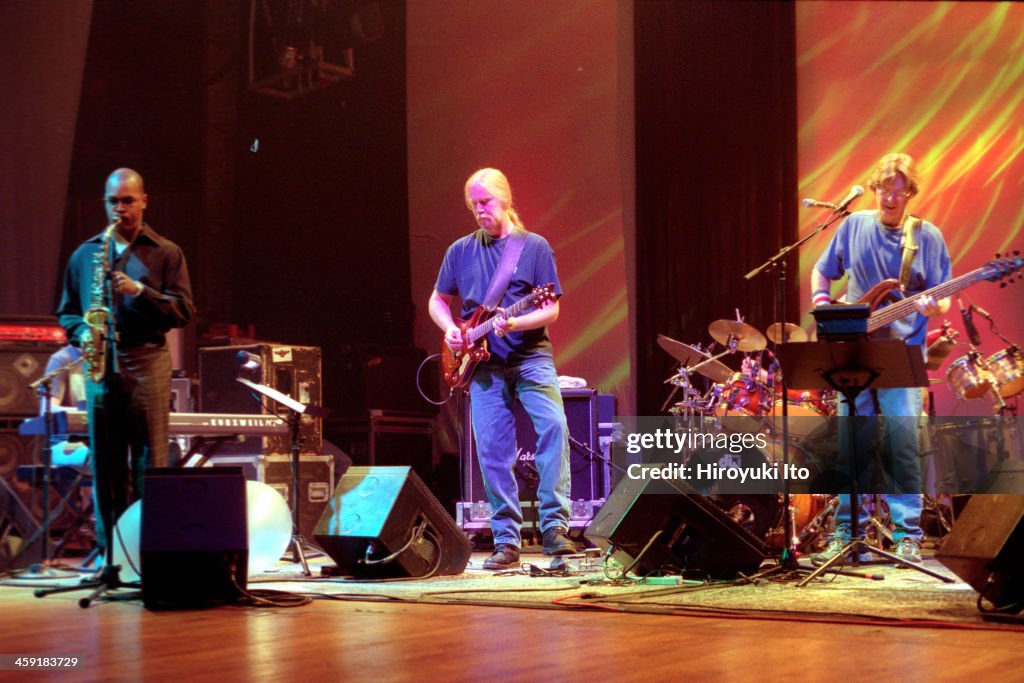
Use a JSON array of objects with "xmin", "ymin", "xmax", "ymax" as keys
[
  {"xmin": 898, "ymin": 215, "xmax": 922, "ymax": 293},
  {"xmin": 481, "ymin": 227, "xmax": 528, "ymax": 311}
]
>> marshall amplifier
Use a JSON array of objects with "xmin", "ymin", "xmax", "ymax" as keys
[{"xmin": 457, "ymin": 388, "xmax": 610, "ymax": 531}]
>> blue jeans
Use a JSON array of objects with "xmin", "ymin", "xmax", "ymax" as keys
[
  {"xmin": 833, "ymin": 387, "xmax": 923, "ymax": 542},
  {"xmin": 469, "ymin": 356, "xmax": 571, "ymax": 547}
]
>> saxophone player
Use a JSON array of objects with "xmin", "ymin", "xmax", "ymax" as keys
[{"xmin": 57, "ymin": 168, "xmax": 194, "ymax": 561}]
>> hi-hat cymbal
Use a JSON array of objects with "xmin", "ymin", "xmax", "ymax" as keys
[
  {"xmin": 708, "ymin": 320, "xmax": 767, "ymax": 352},
  {"xmin": 766, "ymin": 322, "xmax": 808, "ymax": 344},
  {"xmin": 657, "ymin": 334, "xmax": 732, "ymax": 383}
]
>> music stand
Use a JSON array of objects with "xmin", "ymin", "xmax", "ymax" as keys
[
  {"xmin": 236, "ymin": 377, "xmax": 326, "ymax": 576},
  {"xmin": 777, "ymin": 340, "xmax": 955, "ymax": 586}
]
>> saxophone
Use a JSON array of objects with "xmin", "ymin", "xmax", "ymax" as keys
[{"xmin": 82, "ymin": 224, "xmax": 116, "ymax": 382}]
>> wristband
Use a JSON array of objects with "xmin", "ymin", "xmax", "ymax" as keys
[{"xmin": 811, "ymin": 291, "xmax": 831, "ymax": 308}]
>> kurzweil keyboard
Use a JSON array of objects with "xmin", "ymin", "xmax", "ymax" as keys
[{"xmin": 19, "ymin": 410, "xmax": 289, "ymax": 438}]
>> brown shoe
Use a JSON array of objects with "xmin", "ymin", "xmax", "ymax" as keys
[
  {"xmin": 542, "ymin": 528, "xmax": 576, "ymax": 556},
  {"xmin": 483, "ymin": 544, "xmax": 520, "ymax": 570}
]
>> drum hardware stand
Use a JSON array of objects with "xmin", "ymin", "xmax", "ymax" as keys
[
  {"xmin": 237, "ymin": 377, "xmax": 328, "ymax": 577},
  {"xmin": 777, "ymin": 339, "xmax": 957, "ymax": 586}
]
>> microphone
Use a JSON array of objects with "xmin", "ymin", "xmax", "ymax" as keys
[
  {"xmin": 959, "ymin": 299, "xmax": 982, "ymax": 347},
  {"xmin": 971, "ymin": 303, "xmax": 993, "ymax": 321},
  {"xmin": 801, "ymin": 185, "xmax": 864, "ymax": 213},
  {"xmin": 237, "ymin": 351, "xmax": 262, "ymax": 371},
  {"xmin": 834, "ymin": 185, "xmax": 865, "ymax": 213},
  {"xmin": 801, "ymin": 198, "xmax": 837, "ymax": 210}
]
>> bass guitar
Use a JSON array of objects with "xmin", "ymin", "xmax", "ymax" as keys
[{"xmin": 859, "ymin": 254, "xmax": 1022, "ymax": 334}]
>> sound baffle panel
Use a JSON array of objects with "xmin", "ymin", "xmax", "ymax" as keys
[
  {"xmin": 199, "ymin": 344, "xmax": 322, "ymax": 456},
  {"xmin": 462, "ymin": 388, "xmax": 609, "ymax": 503},
  {"xmin": 585, "ymin": 474, "xmax": 766, "ymax": 579},
  {"xmin": 936, "ymin": 493, "xmax": 1024, "ymax": 611},
  {"xmin": 141, "ymin": 467, "xmax": 248, "ymax": 609},
  {"xmin": 0, "ymin": 342, "xmax": 63, "ymax": 417},
  {"xmin": 314, "ymin": 466, "xmax": 471, "ymax": 578}
]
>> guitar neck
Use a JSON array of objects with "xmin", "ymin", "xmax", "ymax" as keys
[
  {"xmin": 467, "ymin": 295, "xmax": 536, "ymax": 344},
  {"xmin": 868, "ymin": 266, "xmax": 990, "ymax": 332}
]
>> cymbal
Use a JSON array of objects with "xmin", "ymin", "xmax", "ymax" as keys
[
  {"xmin": 708, "ymin": 320, "xmax": 767, "ymax": 352},
  {"xmin": 657, "ymin": 334, "xmax": 732, "ymax": 383},
  {"xmin": 766, "ymin": 322, "xmax": 808, "ymax": 344},
  {"xmin": 657, "ymin": 334, "xmax": 706, "ymax": 365}
]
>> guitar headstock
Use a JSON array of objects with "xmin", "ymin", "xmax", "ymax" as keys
[
  {"xmin": 987, "ymin": 251, "xmax": 1023, "ymax": 287},
  {"xmin": 530, "ymin": 283, "xmax": 558, "ymax": 307}
]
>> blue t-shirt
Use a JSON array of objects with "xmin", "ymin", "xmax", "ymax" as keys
[
  {"xmin": 815, "ymin": 210, "xmax": 952, "ymax": 346},
  {"xmin": 435, "ymin": 229, "xmax": 563, "ymax": 362}
]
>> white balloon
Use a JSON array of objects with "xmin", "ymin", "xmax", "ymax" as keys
[
  {"xmin": 109, "ymin": 479, "xmax": 293, "ymax": 581},
  {"xmin": 244, "ymin": 480, "xmax": 292, "ymax": 576},
  {"xmin": 111, "ymin": 500, "xmax": 142, "ymax": 583}
]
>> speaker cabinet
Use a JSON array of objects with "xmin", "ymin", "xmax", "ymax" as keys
[
  {"xmin": 0, "ymin": 477, "xmax": 42, "ymax": 570},
  {"xmin": 140, "ymin": 467, "xmax": 248, "ymax": 609},
  {"xmin": 936, "ymin": 494, "xmax": 1024, "ymax": 611},
  {"xmin": 199, "ymin": 344, "xmax": 322, "ymax": 456},
  {"xmin": 0, "ymin": 342, "xmax": 62, "ymax": 416},
  {"xmin": 314, "ymin": 466, "xmax": 471, "ymax": 578},
  {"xmin": 585, "ymin": 474, "xmax": 766, "ymax": 579},
  {"xmin": 462, "ymin": 388, "xmax": 610, "ymax": 504}
]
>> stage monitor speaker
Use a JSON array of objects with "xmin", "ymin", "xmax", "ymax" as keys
[
  {"xmin": 584, "ymin": 474, "xmax": 766, "ymax": 579},
  {"xmin": 314, "ymin": 466, "xmax": 471, "ymax": 578},
  {"xmin": 936, "ymin": 493, "xmax": 1024, "ymax": 611},
  {"xmin": 140, "ymin": 467, "xmax": 248, "ymax": 609}
]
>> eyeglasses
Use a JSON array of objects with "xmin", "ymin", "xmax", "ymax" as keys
[
  {"xmin": 875, "ymin": 188, "xmax": 912, "ymax": 200},
  {"xmin": 105, "ymin": 196, "xmax": 141, "ymax": 206}
]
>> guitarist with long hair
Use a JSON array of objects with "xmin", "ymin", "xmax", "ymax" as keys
[
  {"xmin": 809, "ymin": 152, "xmax": 951, "ymax": 566},
  {"xmin": 428, "ymin": 168, "xmax": 574, "ymax": 570}
]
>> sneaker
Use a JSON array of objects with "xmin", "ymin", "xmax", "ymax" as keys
[
  {"xmin": 542, "ymin": 527, "xmax": 577, "ymax": 556},
  {"xmin": 483, "ymin": 544, "xmax": 520, "ymax": 570},
  {"xmin": 894, "ymin": 537, "xmax": 922, "ymax": 565},
  {"xmin": 809, "ymin": 537, "xmax": 871, "ymax": 566}
]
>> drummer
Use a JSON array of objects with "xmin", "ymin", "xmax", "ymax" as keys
[{"xmin": 808, "ymin": 152, "xmax": 951, "ymax": 566}]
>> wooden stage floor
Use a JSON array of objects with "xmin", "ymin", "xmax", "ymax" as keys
[{"xmin": 1, "ymin": 550, "xmax": 1021, "ymax": 682}]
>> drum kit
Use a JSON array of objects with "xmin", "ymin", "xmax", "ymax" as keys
[
  {"xmin": 658, "ymin": 315, "xmax": 837, "ymax": 551},
  {"xmin": 658, "ymin": 316, "xmax": 837, "ymax": 437}
]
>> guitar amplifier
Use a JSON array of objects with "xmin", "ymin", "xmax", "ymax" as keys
[{"xmin": 457, "ymin": 388, "xmax": 610, "ymax": 531}]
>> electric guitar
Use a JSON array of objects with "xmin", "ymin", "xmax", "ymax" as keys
[
  {"xmin": 859, "ymin": 254, "xmax": 1023, "ymax": 334},
  {"xmin": 441, "ymin": 284, "xmax": 557, "ymax": 388}
]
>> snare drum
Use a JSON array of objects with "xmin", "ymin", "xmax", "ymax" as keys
[
  {"xmin": 946, "ymin": 355, "xmax": 994, "ymax": 400},
  {"xmin": 986, "ymin": 346, "xmax": 1024, "ymax": 398}
]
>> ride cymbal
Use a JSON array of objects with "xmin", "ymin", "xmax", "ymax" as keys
[
  {"xmin": 708, "ymin": 320, "xmax": 767, "ymax": 352},
  {"xmin": 766, "ymin": 322, "xmax": 808, "ymax": 344}
]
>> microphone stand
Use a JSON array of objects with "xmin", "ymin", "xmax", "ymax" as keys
[{"xmin": 744, "ymin": 207, "xmax": 850, "ymax": 575}]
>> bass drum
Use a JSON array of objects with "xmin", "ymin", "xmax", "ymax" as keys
[{"xmin": 689, "ymin": 440, "xmax": 823, "ymax": 541}]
